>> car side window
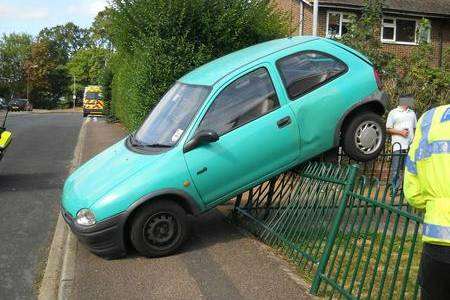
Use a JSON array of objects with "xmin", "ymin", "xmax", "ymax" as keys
[
  {"xmin": 197, "ymin": 68, "xmax": 280, "ymax": 136},
  {"xmin": 277, "ymin": 51, "xmax": 347, "ymax": 100}
]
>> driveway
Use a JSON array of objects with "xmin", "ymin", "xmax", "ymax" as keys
[{"xmin": 0, "ymin": 112, "xmax": 82, "ymax": 299}]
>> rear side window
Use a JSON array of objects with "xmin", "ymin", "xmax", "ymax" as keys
[
  {"xmin": 197, "ymin": 68, "xmax": 280, "ymax": 136},
  {"xmin": 277, "ymin": 51, "xmax": 347, "ymax": 100}
]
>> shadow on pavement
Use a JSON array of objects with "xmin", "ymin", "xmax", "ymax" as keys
[
  {"xmin": 0, "ymin": 172, "xmax": 62, "ymax": 192},
  {"xmin": 110, "ymin": 208, "xmax": 244, "ymax": 260}
]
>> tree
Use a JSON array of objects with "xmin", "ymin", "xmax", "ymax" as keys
[
  {"xmin": 91, "ymin": 8, "xmax": 114, "ymax": 50},
  {"xmin": 0, "ymin": 33, "xmax": 32, "ymax": 98},
  {"xmin": 68, "ymin": 48, "xmax": 110, "ymax": 84},
  {"xmin": 25, "ymin": 40, "xmax": 70, "ymax": 108},
  {"xmin": 67, "ymin": 47, "xmax": 111, "ymax": 95},
  {"xmin": 37, "ymin": 22, "xmax": 92, "ymax": 63}
]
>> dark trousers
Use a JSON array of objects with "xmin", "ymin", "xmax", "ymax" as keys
[
  {"xmin": 390, "ymin": 149, "xmax": 407, "ymax": 192},
  {"xmin": 419, "ymin": 243, "xmax": 450, "ymax": 299}
]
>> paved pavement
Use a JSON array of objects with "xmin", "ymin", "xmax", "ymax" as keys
[
  {"xmin": 69, "ymin": 118, "xmax": 311, "ymax": 300},
  {"xmin": 0, "ymin": 112, "xmax": 82, "ymax": 299}
]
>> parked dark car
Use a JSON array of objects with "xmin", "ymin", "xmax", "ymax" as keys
[
  {"xmin": 0, "ymin": 97, "xmax": 7, "ymax": 109},
  {"xmin": 8, "ymin": 99, "xmax": 33, "ymax": 111}
]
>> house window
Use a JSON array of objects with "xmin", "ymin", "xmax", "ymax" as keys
[
  {"xmin": 326, "ymin": 11, "xmax": 354, "ymax": 38},
  {"xmin": 381, "ymin": 17, "xmax": 430, "ymax": 45}
]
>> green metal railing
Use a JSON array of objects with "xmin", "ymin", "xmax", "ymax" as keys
[{"xmin": 233, "ymin": 158, "xmax": 423, "ymax": 299}]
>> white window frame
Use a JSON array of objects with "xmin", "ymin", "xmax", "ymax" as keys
[
  {"xmin": 380, "ymin": 16, "xmax": 431, "ymax": 45},
  {"xmin": 325, "ymin": 11, "xmax": 354, "ymax": 38}
]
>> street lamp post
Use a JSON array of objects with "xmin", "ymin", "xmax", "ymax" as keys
[
  {"xmin": 26, "ymin": 64, "xmax": 38, "ymax": 100},
  {"xmin": 72, "ymin": 75, "xmax": 76, "ymax": 111}
]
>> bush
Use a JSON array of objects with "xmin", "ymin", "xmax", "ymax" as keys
[
  {"xmin": 380, "ymin": 19, "xmax": 449, "ymax": 116},
  {"xmin": 386, "ymin": 42, "xmax": 450, "ymax": 115},
  {"xmin": 108, "ymin": 0, "xmax": 288, "ymax": 130},
  {"xmin": 100, "ymin": 61, "xmax": 113, "ymax": 117},
  {"xmin": 340, "ymin": 1, "xmax": 449, "ymax": 117}
]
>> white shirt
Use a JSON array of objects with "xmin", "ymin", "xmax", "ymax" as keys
[{"xmin": 386, "ymin": 107, "xmax": 417, "ymax": 151}]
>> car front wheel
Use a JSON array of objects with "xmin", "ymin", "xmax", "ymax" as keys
[
  {"xmin": 342, "ymin": 112, "xmax": 385, "ymax": 162},
  {"xmin": 130, "ymin": 200, "xmax": 189, "ymax": 257}
]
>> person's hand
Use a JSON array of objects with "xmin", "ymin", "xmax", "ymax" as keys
[{"xmin": 399, "ymin": 129, "xmax": 409, "ymax": 138}]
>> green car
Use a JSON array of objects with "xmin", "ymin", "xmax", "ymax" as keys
[{"xmin": 62, "ymin": 36, "xmax": 387, "ymax": 258}]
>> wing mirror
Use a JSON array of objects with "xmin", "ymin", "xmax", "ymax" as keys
[{"xmin": 183, "ymin": 130, "xmax": 219, "ymax": 153}]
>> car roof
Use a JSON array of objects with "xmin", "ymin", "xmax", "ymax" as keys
[{"xmin": 180, "ymin": 36, "xmax": 319, "ymax": 86}]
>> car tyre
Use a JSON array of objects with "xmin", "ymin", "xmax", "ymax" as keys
[
  {"xmin": 130, "ymin": 200, "xmax": 189, "ymax": 258},
  {"xmin": 342, "ymin": 112, "xmax": 385, "ymax": 162},
  {"xmin": 83, "ymin": 111, "xmax": 88, "ymax": 118}
]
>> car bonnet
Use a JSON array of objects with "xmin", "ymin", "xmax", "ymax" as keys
[{"xmin": 62, "ymin": 138, "xmax": 167, "ymax": 216}]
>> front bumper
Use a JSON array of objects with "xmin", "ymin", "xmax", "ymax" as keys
[
  {"xmin": 83, "ymin": 108, "xmax": 104, "ymax": 115},
  {"xmin": 61, "ymin": 208, "xmax": 127, "ymax": 259}
]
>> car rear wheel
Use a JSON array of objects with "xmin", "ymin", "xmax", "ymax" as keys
[
  {"xmin": 130, "ymin": 200, "xmax": 189, "ymax": 257},
  {"xmin": 342, "ymin": 112, "xmax": 385, "ymax": 162}
]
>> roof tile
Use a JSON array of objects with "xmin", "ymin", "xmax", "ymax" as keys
[{"xmin": 306, "ymin": 0, "xmax": 450, "ymax": 17}]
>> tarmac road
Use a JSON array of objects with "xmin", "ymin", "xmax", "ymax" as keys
[{"xmin": 0, "ymin": 112, "xmax": 82, "ymax": 299}]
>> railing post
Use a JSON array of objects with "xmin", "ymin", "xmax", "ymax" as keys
[
  {"xmin": 262, "ymin": 178, "xmax": 277, "ymax": 219},
  {"xmin": 310, "ymin": 164, "xmax": 359, "ymax": 295},
  {"xmin": 244, "ymin": 187, "xmax": 254, "ymax": 210},
  {"xmin": 234, "ymin": 194, "xmax": 242, "ymax": 209}
]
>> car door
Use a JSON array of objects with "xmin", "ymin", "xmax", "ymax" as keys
[
  {"xmin": 276, "ymin": 50, "xmax": 348, "ymax": 160},
  {"xmin": 184, "ymin": 66, "xmax": 300, "ymax": 206}
]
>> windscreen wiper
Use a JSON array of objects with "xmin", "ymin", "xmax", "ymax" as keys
[
  {"xmin": 142, "ymin": 143, "xmax": 172, "ymax": 148},
  {"xmin": 129, "ymin": 134, "xmax": 171, "ymax": 148},
  {"xmin": 129, "ymin": 133, "xmax": 144, "ymax": 147}
]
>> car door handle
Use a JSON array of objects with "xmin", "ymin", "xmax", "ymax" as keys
[
  {"xmin": 277, "ymin": 116, "xmax": 291, "ymax": 128},
  {"xmin": 197, "ymin": 167, "xmax": 207, "ymax": 175}
]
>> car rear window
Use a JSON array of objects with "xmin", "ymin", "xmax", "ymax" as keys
[{"xmin": 277, "ymin": 51, "xmax": 347, "ymax": 100}]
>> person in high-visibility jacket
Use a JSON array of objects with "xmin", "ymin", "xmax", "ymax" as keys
[{"xmin": 404, "ymin": 104, "xmax": 450, "ymax": 299}]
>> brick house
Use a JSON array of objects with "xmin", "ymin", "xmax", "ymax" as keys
[{"xmin": 274, "ymin": 0, "xmax": 450, "ymax": 66}]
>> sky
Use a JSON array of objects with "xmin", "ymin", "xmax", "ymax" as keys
[{"xmin": 0, "ymin": 0, "xmax": 108, "ymax": 36}]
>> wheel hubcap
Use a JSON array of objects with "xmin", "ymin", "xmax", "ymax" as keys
[
  {"xmin": 143, "ymin": 212, "xmax": 178, "ymax": 248},
  {"xmin": 354, "ymin": 121, "xmax": 382, "ymax": 154}
]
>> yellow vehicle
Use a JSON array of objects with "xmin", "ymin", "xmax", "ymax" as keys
[
  {"xmin": 83, "ymin": 85, "xmax": 105, "ymax": 117},
  {"xmin": 0, "ymin": 98, "xmax": 12, "ymax": 162}
]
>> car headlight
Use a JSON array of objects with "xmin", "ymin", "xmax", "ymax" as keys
[{"xmin": 76, "ymin": 209, "xmax": 96, "ymax": 226}]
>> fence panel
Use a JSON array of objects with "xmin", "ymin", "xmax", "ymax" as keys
[
  {"xmin": 234, "ymin": 163, "xmax": 351, "ymax": 273},
  {"xmin": 233, "ymin": 156, "xmax": 423, "ymax": 299},
  {"xmin": 314, "ymin": 176, "xmax": 423, "ymax": 300}
]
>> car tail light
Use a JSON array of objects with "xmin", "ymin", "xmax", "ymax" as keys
[{"xmin": 373, "ymin": 68, "xmax": 382, "ymax": 90}]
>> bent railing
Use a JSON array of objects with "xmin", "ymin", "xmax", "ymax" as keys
[{"xmin": 233, "ymin": 159, "xmax": 423, "ymax": 299}]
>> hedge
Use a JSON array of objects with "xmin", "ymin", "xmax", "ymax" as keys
[{"xmin": 107, "ymin": 0, "xmax": 288, "ymax": 130}]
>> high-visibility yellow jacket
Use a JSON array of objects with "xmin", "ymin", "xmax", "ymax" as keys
[{"xmin": 404, "ymin": 104, "xmax": 450, "ymax": 246}]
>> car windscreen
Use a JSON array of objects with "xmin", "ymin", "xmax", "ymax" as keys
[
  {"xmin": 133, "ymin": 82, "xmax": 210, "ymax": 147},
  {"xmin": 84, "ymin": 92, "xmax": 102, "ymax": 100}
]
